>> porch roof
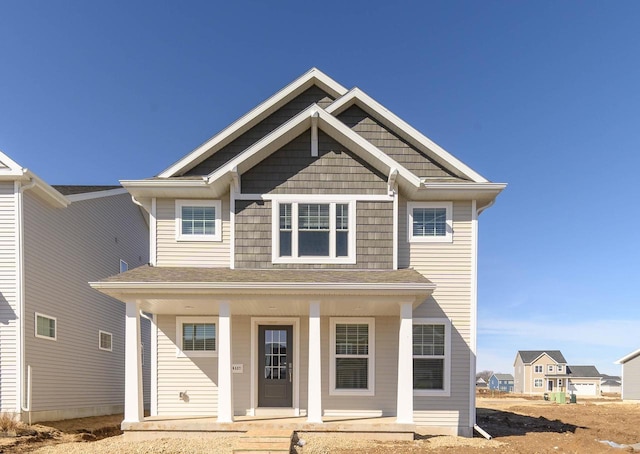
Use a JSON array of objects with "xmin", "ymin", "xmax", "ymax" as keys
[{"xmin": 90, "ymin": 266, "xmax": 436, "ymax": 315}]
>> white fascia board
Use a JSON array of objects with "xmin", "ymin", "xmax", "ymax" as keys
[
  {"xmin": 327, "ymin": 88, "xmax": 489, "ymax": 183},
  {"xmin": 120, "ymin": 178, "xmax": 221, "ymax": 200},
  {"xmin": 65, "ymin": 188, "xmax": 128, "ymax": 202},
  {"xmin": 616, "ymin": 348, "xmax": 640, "ymax": 364},
  {"xmin": 158, "ymin": 68, "xmax": 348, "ymax": 178},
  {"xmin": 24, "ymin": 171, "xmax": 69, "ymax": 208},
  {"xmin": 317, "ymin": 110, "xmax": 422, "ymax": 189},
  {"xmin": 90, "ymin": 281, "xmax": 435, "ymax": 301},
  {"xmin": 0, "ymin": 150, "xmax": 26, "ymax": 173}
]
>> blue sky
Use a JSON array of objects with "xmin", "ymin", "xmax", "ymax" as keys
[{"xmin": 1, "ymin": 1, "xmax": 638, "ymax": 375}]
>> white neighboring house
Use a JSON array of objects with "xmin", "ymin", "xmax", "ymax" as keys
[
  {"xmin": 616, "ymin": 348, "xmax": 640, "ymax": 401},
  {"xmin": 0, "ymin": 151, "xmax": 150, "ymax": 422},
  {"xmin": 91, "ymin": 68, "xmax": 506, "ymax": 438}
]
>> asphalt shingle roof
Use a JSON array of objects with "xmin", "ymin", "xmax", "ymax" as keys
[
  {"xmin": 493, "ymin": 374, "xmax": 514, "ymax": 381},
  {"xmin": 100, "ymin": 265, "xmax": 433, "ymax": 285},
  {"xmin": 567, "ymin": 365, "xmax": 601, "ymax": 378},
  {"xmin": 517, "ymin": 350, "xmax": 567, "ymax": 364},
  {"xmin": 53, "ymin": 185, "xmax": 121, "ymax": 195}
]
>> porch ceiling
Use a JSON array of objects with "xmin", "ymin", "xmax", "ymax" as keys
[{"xmin": 90, "ymin": 266, "xmax": 435, "ymax": 316}]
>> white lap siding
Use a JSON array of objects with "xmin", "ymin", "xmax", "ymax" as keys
[
  {"xmin": 0, "ymin": 182, "xmax": 17, "ymax": 413},
  {"xmin": 399, "ymin": 198, "xmax": 473, "ymax": 433},
  {"xmin": 156, "ymin": 315, "xmax": 218, "ymax": 416},
  {"xmin": 23, "ymin": 192, "xmax": 149, "ymax": 421},
  {"xmin": 155, "ymin": 194, "xmax": 231, "ymax": 268}
]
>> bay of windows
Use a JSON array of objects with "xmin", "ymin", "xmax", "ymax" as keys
[{"xmin": 274, "ymin": 201, "xmax": 354, "ymax": 263}]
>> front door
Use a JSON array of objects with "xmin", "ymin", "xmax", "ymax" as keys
[{"xmin": 258, "ymin": 325, "xmax": 293, "ymax": 407}]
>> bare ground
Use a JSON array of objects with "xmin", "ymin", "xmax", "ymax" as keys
[{"xmin": 1, "ymin": 397, "xmax": 639, "ymax": 453}]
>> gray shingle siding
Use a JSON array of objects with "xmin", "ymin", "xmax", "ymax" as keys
[
  {"xmin": 185, "ymin": 86, "xmax": 334, "ymax": 176},
  {"xmin": 338, "ymin": 105, "xmax": 465, "ymax": 180},
  {"xmin": 234, "ymin": 200, "xmax": 393, "ymax": 269},
  {"xmin": 241, "ymin": 130, "xmax": 388, "ymax": 194}
]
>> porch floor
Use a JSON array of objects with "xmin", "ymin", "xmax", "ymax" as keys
[{"xmin": 122, "ymin": 415, "xmax": 416, "ymax": 441}]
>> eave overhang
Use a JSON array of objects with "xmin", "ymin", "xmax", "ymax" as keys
[{"xmin": 414, "ymin": 182, "xmax": 507, "ymax": 207}]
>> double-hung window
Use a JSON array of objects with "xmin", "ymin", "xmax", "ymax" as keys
[
  {"xmin": 273, "ymin": 200, "xmax": 355, "ymax": 264},
  {"xmin": 534, "ymin": 378, "xmax": 543, "ymax": 388},
  {"xmin": 329, "ymin": 318, "xmax": 374, "ymax": 396},
  {"xmin": 175, "ymin": 200, "xmax": 222, "ymax": 241},
  {"xmin": 176, "ymin": 316, "xmax": 217, "ymax": 357},
  {"xmin": 413, "ymin": 318, "xmax": 451, "ymax": 396},
  {"xmin": 407, "ymin": 202, "xmax": 452, "ymax": 243},
  {"xmin": 35, "ymin": 312, "xmax": 56, "ymax": 341},
  {"xmin": 534, "ymin": 365, "xmax": 543, "ymax": 373}
]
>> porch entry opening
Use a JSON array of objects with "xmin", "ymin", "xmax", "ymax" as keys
[
  {"xmin": 258, "ymin": 325, "xmax": 293, "ymax": 407},
  {"xmin": 548, "ymin": 380, "xmax": 553, "ymax": 391}
]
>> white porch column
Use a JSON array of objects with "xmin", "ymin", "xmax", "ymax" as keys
[
  {"xmin": 217, "ymin": 301, "xmax": 233, "ymax": 423},
  {"xmin": 396, "ymin": 302, "xmax": 414, "ymax": 424},
  {"xmin": 307, "ymin": 301, "xmax": 322, "ymax": 423},
  {"xmin": 124, "ymin": 302, "xmax": 143, "ymax": 423}
]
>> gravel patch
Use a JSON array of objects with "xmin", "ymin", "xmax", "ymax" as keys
[{"xmin": 30, "ymin": 435, "xmax": 238, "ymax": 454}]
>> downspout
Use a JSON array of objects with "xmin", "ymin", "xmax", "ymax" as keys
[
  {"xmin": 17, "ymin": 178, "xmax": 36, "ymax": 422},
  {"xmin": 471, "ymin": 198, "xmax": 495, "ymax": 441}
]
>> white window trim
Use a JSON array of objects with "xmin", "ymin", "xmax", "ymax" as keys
[
  {"xmin": 329, "ymin": 317, "xmax": 375, "ymax": 396},
  {"xmin": 175, "ymin": 199, "xmax": 222, "ymax": 242},
  {"xmin": 557, "ymin": 365, "xmax": 563, "ymax": 372},
  {"xmin": 548, "ymin": 364, "xmax": 554, "ymax": 372},
  {"xmin": 35, "ymin": 312, "xmax": 57, "ymax": 341},
  {"xmin": 272, "ymin": 199, "xmax": 356, "ymax": 264},
  {"xmin": 407, "ymin": 201, "xmax": 453, "ymax": 243},
  {"xmin": 176, "ymin": 316, "xmax": 218, "ymax": 357},
  {"xmin": 99, "ymin": 330, "xmax": 113, "ymax": 352},
  {"xmin": 534, "ymin": 365, "xmax": 543, "ymax": 373},
  {"xmin": 413, "ymin": 317, "xmax": 451, "ymax": 397},
  {"xmin": 534, "ymin": 378, "xmax": 543, "ymax": 388}
]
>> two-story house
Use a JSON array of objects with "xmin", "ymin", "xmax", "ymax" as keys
[
  {"xmin": 513, "ymin": 350, "xmax": 568, "ymax": 394},
  {"xmin": 91, "ymin": 68, "xmax": 505, "ymax": 438},
  {"xmin": 0, "ymin": 151, "xmax": 149, "ymax": 422}
]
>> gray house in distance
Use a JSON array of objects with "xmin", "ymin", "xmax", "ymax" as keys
[
  {"xmin": 616, "ymin": 348, "xmax": 640, "ymax": 401},
  {"xmin": 0, "ymin": 151, "xmax": 149, "ymax": 422}
]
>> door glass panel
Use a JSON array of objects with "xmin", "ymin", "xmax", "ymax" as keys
[{"xmin": 264, "ymin": 329, "xmax": 288, "ymax": 380}]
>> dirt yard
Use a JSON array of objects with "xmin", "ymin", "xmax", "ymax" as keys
[{"xmin": 0, "ymin": 397, "xmax": 638, "ymax": 453}]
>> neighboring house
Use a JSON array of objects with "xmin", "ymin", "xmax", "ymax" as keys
[
  {"xmin": 91, "ymin": 68, "xmax": 506, "ymax": 437},
  {"xmin": 0, "ymin": 151, "xmax": 150, "ymax": 422},
  {"xmin": 600, "ymin": 375, "xmax": 622, "ymax": 395},
  {"xmin": 616, "ymin": 348, "xmax": 640, "ymax": 400},
  {"xmin": 566, "ymin": 365, "xmax": 601, "ymax": 396},
  {"xmin": 489, "ymin": 373, "xmax": 514, "ymax": 392},
  {"xmin": 476, "ymin": 378, "xmax": 488, "ymax": 388},
  {"xmin": 513, "ymin": 350, "xmax": 568, "ymax": 394}
]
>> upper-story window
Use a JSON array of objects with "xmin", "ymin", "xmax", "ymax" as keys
[
  {"xmin": 407, "ymin": 202, "xmax": 453, "ymax": 243},
  {"xmin": 175, "ymin": 200, "xmax": 222, "ymax": 242},
  {"xmin": 534, "ymin": 365, "xmax": 543, "ymax": 373},
  {"xmin": 548, "ymin": 365, "xmax": 554, "ymax": 372},
  {"xmin": 272, "ymin": 200, "xmax": 355, "ymax": 264},
  {"xmin": 557, "ymin": 365, "xmax": 563, "ymax": 372}
]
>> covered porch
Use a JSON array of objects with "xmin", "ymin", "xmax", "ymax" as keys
[{"xmin": 90, "ymin": 266, "xmax": 435, "ymax": 432}]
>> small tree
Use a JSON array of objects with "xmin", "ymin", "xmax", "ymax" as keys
[{"xmin": 476, "ymin": 370, "xmax": 494, "ymax": 382}]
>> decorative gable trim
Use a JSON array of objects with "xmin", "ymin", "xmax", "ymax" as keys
[
  {"xmin": 326, "ymin": 88, "xmax": 488, "ymax": 183},
  {"xmin": 158, "ymin": 68, "xmax": 348, "ymax": 178},
  {"xmin": 205, "ymin": 105, "xmax": 422, "ymax": 195}
]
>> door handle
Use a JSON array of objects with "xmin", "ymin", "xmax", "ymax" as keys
[{"xmin": 289, "ymin": 363, "xmax": 292, "ymax": 383}]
